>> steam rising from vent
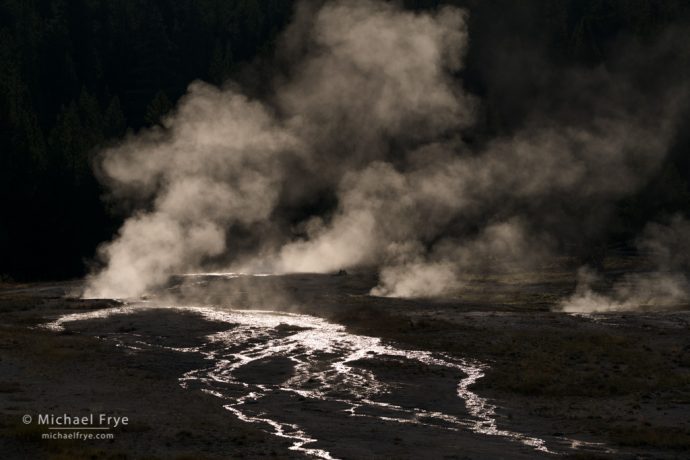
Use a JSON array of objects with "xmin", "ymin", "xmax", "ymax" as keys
[
  {"xmin": 86, "ymin": 86, "xmax": 297, "ymax": 298},
  {"xmin": 86, "ymin": 0, "xmax": 689, "ymax": 308},
  {"xmin": 560, "ymin": 216, "xmax": 690, "ymax": 313}
]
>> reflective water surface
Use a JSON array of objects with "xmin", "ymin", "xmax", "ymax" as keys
[{"xmin": 44, "ymin": 287, "xmax": 619, "ymax": 459}]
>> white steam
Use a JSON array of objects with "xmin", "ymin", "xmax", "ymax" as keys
[
  {"xmin": 85, "ymin": 85, "xmax": 297, "ymax": 298},
  {"xmin": 86, "ymin": 0, "xmax": 687, "ymax": 306},
  {"xmin": 560, "ymin": 216, "xmax": 690, "ymax": 313}
]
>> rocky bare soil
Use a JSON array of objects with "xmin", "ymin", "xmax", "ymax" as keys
[{"xmin": 1, "ymin": 272, "xmax": 689, "ymax": 459}]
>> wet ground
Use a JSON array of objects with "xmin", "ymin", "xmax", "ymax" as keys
[
  {"xmin": 44, "ymin": 303, "xmax": 557, "ymax": 459},
  {"xmin": 1, "ymin": 272, "xmax": 690, "ymax": 459}
]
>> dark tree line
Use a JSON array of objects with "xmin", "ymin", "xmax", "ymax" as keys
[
  {"xmin": 1, "ymin": 0, "xmax": 689, "ymax": 280},
  {"xmin": 0, "ymin": 0, "xmax": 294, "ymax": 279}
]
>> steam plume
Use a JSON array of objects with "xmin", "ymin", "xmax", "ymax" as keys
[
  {"xmin": 86, "ymin": 0, "xmax": 688, "ymax": 307},
  {"xmin": 560, "ymin": 216, "xmax": 690, "ymax": 313}
]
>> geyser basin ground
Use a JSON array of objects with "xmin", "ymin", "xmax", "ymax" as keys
[
  {"xmin": 44, "ymin": 304, "xmax": 555, "ymax": 458},
  {"xmin": 1, "ymin": 272, "xmax": 690, "ymax": 459}
]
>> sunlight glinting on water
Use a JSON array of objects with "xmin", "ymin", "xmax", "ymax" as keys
[{"xmin": 44, "ymin": 303, "xmax": 555, "ymax": 458}]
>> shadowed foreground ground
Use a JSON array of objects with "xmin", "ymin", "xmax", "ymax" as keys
[{"xmin": 0, "ymin": 270, "xmax": 689, "ymax": 459}]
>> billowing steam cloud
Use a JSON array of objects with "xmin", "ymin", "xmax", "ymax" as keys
[
  {"xmin": 86, "ymin": 0, "xmax": 688, "ymax": 307},
  {"xmin": 86, "ymin": 0, "xmax": 472, "ymax": 298},
  {"xmin": 86, "ymin": 85, "xmax": 298, "ymax": 298}
]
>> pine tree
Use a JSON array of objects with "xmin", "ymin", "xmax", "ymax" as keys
[
  {"xmin": 49, "ymin": 101, "xmax": 84, "ymax": 181},
  {"xmin": 209, "ymin": 40, "xmax": 234, "ymax": 86},
  {"xmin": 103, "ymin": 95, "xmax": 126, "ymax": 139},
  {"xmin": 144, "ymin": 90, "xmax": 172, "ymax": 126}
]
